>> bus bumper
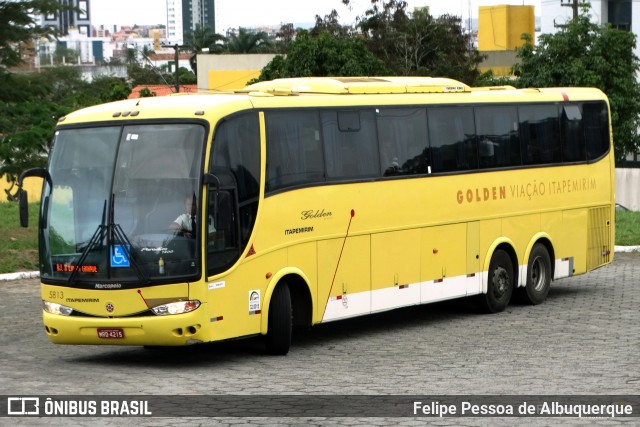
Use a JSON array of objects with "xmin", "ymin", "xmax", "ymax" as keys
[{"xmin": 42, "ymin": 311, "xmax": 205, "ymax": 346}]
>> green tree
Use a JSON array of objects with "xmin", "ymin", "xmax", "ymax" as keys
[
  {"xmin": 88, "ymin": 76, "xmax": 131, "ymax": 102},
  {"xmin": 355, "ymin": 1, "xmax": 483, "ymax": 83},
  {"xmin": 40, "ymin": 66, "xmax": 89, "ymax": 108},
  {"xmin": 53, "ymin": 44, "xmax": 78, "ymax": 64},
  {"xmin": 141, "ymin": 45, "xmax": 155, "ymax": 58},
  {"xmin": 164, "ymin": 66, "xmax": 197, "ymax": 86},
  {"xmin": 184, "ymin": 24, "xmax": 225, "ymax": 54},
  {"xmin": 226, "ymin": 27, "xmax": 274, "ymax": 53},
  {"xmin": 512, "ymin": 8, "xmax": 640, "ymax": 161},
  {"xmin": 0, "ymin": 67, "xmax": 131, "ymax": 192},
  {"xmin": 0, "ymin": 71, "xmax": 66, "ymax": 188},
  {"xmin": 0, "ymin": 99, "xmax": 58, "ymax": 182},
  {"xmin": 0, "ymin": 0, "xmax": 67, "ymax": 71},
  {"xmin": 124, "ymin": 47, "xmax": 139, "ymax": 65},
  {"xmin": 127, "ymin": 63, "xmax": 167, "ymax": 86},
  {"xmin": 183, "ymin": 24, "xmax": 226, "ymax": 74},
  {"xmin": 275, "ymin": 23, "xmax": 296, "ymax": 54},
  {"xmin": 138, "ymin": 87, "xmax": 156, "ymax": 97},
  {"xmin": 310, "ymin": 9, "xmax": 353, "ymax": 38},
  {"xmin": 176, "ymin": 67, "xmax": 197, "ymax": 84},
  {"xmin": 254, "ymin": 29, "xmax": 388, "ymax": 81}
]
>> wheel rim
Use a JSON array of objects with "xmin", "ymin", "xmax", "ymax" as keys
[
  {"xmin": 492, "ymin": 265, "xmax": 510, "ymax": 299},
  {"xmin": 530, "ymin": 255, "xmax": 547, "ymax": 292}
]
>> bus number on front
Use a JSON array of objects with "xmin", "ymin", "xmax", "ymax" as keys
[{"xmin": 49, "ymin": 290, "xmax": 64, "ymax": 300}]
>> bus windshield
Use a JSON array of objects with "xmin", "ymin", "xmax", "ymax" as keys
[{"xmin": 41, "ymin": 123, "xmax": 205, "ymax": 284}]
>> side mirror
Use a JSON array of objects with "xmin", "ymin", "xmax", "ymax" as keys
[
  {"xmin": 18, "ymin": 167, "xmax": 51, "ymax": 228},
  {"xmin": 19, "ymin": 189, "xmax": 29, "ymax": 227},
  {"xmin": 19, "ymin": 168, "xmax": 51, "ymax": 188}
]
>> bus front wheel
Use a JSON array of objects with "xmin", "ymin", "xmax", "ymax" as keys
[
  {"xmin": 517, "ymin": 243, "xmax": 552, "ymax": 305},
  {"xmin": 264, "ymin": 283, "xmax": 292, "ymax": 355},
  {"xmin": 480, "ymin": 249, "xmax": 514, "ymax": 313}
]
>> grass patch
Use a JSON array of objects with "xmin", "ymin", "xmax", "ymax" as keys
[
  {"xmin": 0, "ymin": 202, "xmax": 639, "ymax": 274},
  {"xmin": 615, "ymin": 208, "xmax": 640, "ymax": 246},
  {"xmin": 0, "ymin": 202, "xmax": 39, "ymax": 274}
]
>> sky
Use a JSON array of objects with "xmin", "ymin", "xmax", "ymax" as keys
[{"xmin": 90, "ymin": 0, "xmax": 542, "ymax": 32}]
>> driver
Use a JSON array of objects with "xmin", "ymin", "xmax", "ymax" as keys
[{"xmin": 170, "ymin": 196, "xmax": 197, "ymax": 238}]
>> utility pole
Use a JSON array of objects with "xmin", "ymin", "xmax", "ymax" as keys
[
  {"xmin": 555, "ymin": 0, "xmax": 585, "ymax": 27},
  {"xmin": 162, "ymin": 43, "xmax": 187, "ymax": 93},
  {"xmin": 174, "ymin": 44, "xmax": 180, "ymax": 93},
  {"xmin": 561, "ymin": 0, "xmax": 580, "ymax": 19}
]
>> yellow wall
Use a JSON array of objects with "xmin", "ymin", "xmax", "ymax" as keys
[
  {"xmin": 197, "ymin": 54, "xmax": 279, "ymax": 91},
  {"xmin": 207, "ymin": 70, "xmax": 262, "ymax": 91},
  {"xmin": 1, "ymin": 177, "xmax": 43, "ymax": 202},
  {"xmin": 478, "ymin": 5, "xmax": 535, "ymax": 51},
  {"xmin": 478, "ymin": 50, "xmax": 518, "ymax": 77},
  {"xmin": 478, "ymin": 65, "xmax": 513, "ymax": 77}
]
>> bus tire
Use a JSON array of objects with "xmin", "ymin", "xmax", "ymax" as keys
[
  {"xmin": 480, "ymin": 249, "xmax": 514, "ymax": 313},
  {"xmin": 517, "ymin": 243, "xmax": 551, "ymax": 305},
  {"xmin": 264, "ymin": 283, "xmax": 292, "ymax": 355}
]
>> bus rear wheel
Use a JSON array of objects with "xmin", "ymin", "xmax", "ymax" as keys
[
  {"xmin": 479, "ymin": 249, "xmax": 514, "ymax": 313},
  {"xmin": 264, "ymin": 283, "xmax": 292, "ymax": 355},
  {"xmin": 516, "ymin": 243, "xmax": 551, "ymax": 305}
]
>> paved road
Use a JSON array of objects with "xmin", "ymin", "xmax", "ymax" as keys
[{"xmin": 2, "ymin": 253, "xmax": 639, "ymax": 426}]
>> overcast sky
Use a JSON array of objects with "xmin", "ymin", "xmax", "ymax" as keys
[{"xmin": 90, "ymin": 0, "xmax": 541, "ymax": 31}]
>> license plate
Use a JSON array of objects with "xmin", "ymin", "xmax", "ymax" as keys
[{"xmin": 97, "ymin": 328, "xmax": 125, "ymax": 339}]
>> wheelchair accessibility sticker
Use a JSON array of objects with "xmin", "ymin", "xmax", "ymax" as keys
[{"xmin": 110, "ymin": 245, "xmax": 131, "ymax": 268}]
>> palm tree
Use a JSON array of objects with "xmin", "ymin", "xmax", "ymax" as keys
[
  {"xmin": 225, "ymin": 27, "xmax": 274, "ymax": 53},
  {"xmin": 183, "ymin": 24, "xmax": 226, "ymax": 74},
  {"xmin": 141, "ymin": 45, "xmax": 155, "ymax": 58},
  {"xmin": 184, "ymin": 24, "xmax": 226, "ymax": 54},
  {"xmin": 123, "ymin": 47, "xmax": 138, "ymax": 66}
]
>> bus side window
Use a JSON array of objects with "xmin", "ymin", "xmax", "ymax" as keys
[
  {"xmin": 519, "ymin": 104, "xmax": 561, "ymax": 165},
  {"xmin": 561, "ymin": 104, "xmax": 585, "ymax": 162},
  {"xmin": 322, "ymin": 110, "xmax": 379, "ymax": 180},
  {"xmin": 583, "ymin": 102, "xmax": 609, "ymax": 160},
  {"xmin": 428, "ymin": 107, "xmax": 476, "ymax": 172},
  {"xmin": 265, "ymin": 110, "xmax": 323, "ymax": 191},
  {"xmin": 376, "ymin": 108, "xmax": 429, "ymax": 176},
  {"xmin": 475, "ymin": 106, "xmax": 520, "ymax": 168}
]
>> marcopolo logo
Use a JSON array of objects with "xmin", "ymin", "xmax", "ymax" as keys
[{"xmin": 7, "ymin": 397, "xmax": 40, "ymax": 415}]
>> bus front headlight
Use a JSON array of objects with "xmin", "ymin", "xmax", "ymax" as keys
[
  {"xmin": 151, "ymin": 300, "xmax": 201, "ymax": 315},
  {"xmin": 43, "ymin": 301, "xmax": 73, "ymax": 316}
]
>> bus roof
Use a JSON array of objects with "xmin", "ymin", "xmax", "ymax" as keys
[
  {"xmin": 57, "ymin": 77, "xmax": 608, "ymax": 125},
  {"xmin": 240, "ymin": 76, "xmax": 471, "ymax": 95}
]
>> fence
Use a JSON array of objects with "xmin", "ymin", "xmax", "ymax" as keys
[{"xmin": 616, "ymin": 168, "xmax": 640, "ymax": 211}]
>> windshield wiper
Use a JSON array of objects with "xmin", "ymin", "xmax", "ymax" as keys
[
  {"xmin": 68, "ymin": 200, "xmax": 107, "ymax": 284},
  {"xmin": 107, "ymin": 196, "xmax": 149, "ymax": 283},
  {"xmin": 68, "ymin": 199, "xmax": 150, "ymax": 284},
  {"xmin": 108, "ymin": 222, "xmax": 149, "ymax": 284}
]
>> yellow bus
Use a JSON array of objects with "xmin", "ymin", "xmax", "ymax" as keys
[{"xmin": 18, "ymin": 77, "xmax": 614, "ymax": 354}]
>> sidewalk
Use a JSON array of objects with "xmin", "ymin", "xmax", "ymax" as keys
[{"xmin": 2, "ymin": 246, "xmax": 638, "ymax": 282}]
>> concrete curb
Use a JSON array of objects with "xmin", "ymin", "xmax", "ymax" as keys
[
  {"xmin": 614, "ymin": 245, "xmax": 640, "ymax": 253},
  {"xmin": 2, "ymin": 246, "xmax": 638, "ymax": 282},
  {"xmin": 0, "ymin": 271, "xmax": 40, "ymax": 281}
]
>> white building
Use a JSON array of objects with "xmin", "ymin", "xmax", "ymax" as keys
[
  {"xmin": 166, "ymin": 0, "xmax": 185, "ymax": 44},
  {"xmin": 541, "ymin": 0, "xmax": 640, "ymax": 58},
  {"xmin": 166, "ymin": 0, "xmax": 216, "ymax": 45}
]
